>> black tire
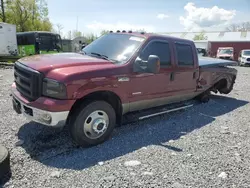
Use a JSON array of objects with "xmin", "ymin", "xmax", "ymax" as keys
[
  {"xmin": 69, "ymin": 101, "xmax": 116, "ymax": 147},
  {"xmin": 218, "ymin": 76, "xmax": 236, "ymax": 94},
  {"xmin": 0, "ymin": 145, "xmax": 11, "ymax": 183},
  {"xmin": 196, "ymin": 90, "xmax": 210, "ymax": 103}
]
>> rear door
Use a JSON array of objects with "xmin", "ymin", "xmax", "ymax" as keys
[{"xmin": 170, "ymin": 41, "xmax": 198, "ymax": 98}]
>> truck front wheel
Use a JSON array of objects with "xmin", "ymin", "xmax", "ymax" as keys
[{"xmin": 69, "ymin": 101, "xmax": 116, "ymax": 147}]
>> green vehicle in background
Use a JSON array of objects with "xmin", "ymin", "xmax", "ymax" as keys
[{"xmin": 17, "ymin": 31, "xmax": 63, "ymax": 57}]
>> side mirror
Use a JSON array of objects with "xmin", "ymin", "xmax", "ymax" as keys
[
  {"xmin": 133, "ymin": 55, "xmax": 160, "ymax": 74},
  {"xmin": 147, "ymin": 55, "xmax": 160, "ymax": 73}
]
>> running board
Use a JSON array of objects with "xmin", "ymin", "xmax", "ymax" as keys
[
  {"xmin": 138, "ymin": 104, "xmax": 194, "ymax": 120},
  {"xmin": 122, "ymin": 100, "xmax": 196, "ymax": 124}
]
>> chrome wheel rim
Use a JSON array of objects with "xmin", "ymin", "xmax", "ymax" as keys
[{"xmin": 83, "ymin": 110, "xmax": 109, "ymax": 139}]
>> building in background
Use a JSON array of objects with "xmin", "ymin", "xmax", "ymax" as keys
[
  {"xmin": 61, "ymin": 39, "xmax": 73, "ymax": 52},
  {"xmin": 72, "ymin": 36, "xmax": 87, "ymax": 52},
  {"xmin": 160, "ymin": 31, "xmax": 250, "ymax": 61},
  {"xmin": 61, "ymin": 36, "xmax": 88, "ymax": 53}
]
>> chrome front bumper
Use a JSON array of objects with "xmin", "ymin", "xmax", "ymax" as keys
[{"xmin": 12, "ymin": 92, "xmax": 69, "ymax": 127}]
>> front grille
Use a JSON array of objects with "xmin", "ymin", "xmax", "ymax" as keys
[
  {"xmin": 247, "ymin": 58, "xmax": 250, "ymax": 61},
  {"xmin": 14, "ymin": 62, "xmax": 43, "ymax": 101}
]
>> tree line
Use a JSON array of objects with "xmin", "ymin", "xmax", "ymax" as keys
[
  {"xmin": 0, "ymin": 0, "xmax": 110, "ymax": 43},
  {"xmin": 0, "ymin": 0, "xmax": 52, "ymax": 32}
]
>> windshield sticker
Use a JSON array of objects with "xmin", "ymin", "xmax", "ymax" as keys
[{"xmin": 129, "ymin": 36, "xmax": 144, "ymax": 42}]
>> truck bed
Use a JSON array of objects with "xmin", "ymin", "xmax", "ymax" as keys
[
  {"xmin": 198, "ymin": 56, "xmax": 238, "ymax": 67},
  {"xmin": 198, "ymin": 56, "xmax": 237, "ymax": 94}
]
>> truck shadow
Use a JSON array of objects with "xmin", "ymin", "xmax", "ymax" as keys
[{"xmin": 17, "ymin": 95, "xmax": 248, "ymax": 170}]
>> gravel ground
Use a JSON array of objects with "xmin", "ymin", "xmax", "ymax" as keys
[{"xmin": 0, "ymin": 66, "xmax": 250, "ymax": 188}]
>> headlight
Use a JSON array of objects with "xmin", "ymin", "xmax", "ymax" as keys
[
  {"xmin": 242, "ymin": 57, "xmax": 246, "ymax": 59},
  {"xmin": 42, "ymin": 78, "xmax": 67, "ymax": 99}
]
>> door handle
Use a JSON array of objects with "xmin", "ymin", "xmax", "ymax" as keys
[
  {"xmin": 170, "ymin": 72, "xmax": 174, "ymax": 81},
  {"xmin": 193, "ymin": 72, "xmax": 196, "ymax": 79}
]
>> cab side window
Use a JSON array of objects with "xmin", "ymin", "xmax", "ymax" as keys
[
  {"xmin": 175, "ymin": 43, "xmax": 194, "ymax": 66},
  {"xmin": 140, "ymin": 41, "xmax": 171, "ymax": 66}
]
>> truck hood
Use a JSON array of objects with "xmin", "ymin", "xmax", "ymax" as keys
[
  {"xmin": 242, "ymin": 55, "xmax": 250, "ymax": 58},
  {"xmin": 217, "ymin": 54, "xmax": 232, "ymax": 57},
  {"xmin": 18, "ymin": 53, "xmax": 116, "ymax": 74}
]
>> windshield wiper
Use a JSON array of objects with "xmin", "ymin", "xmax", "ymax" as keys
[
  {"xmin": 90, "ymin": 52, "xmax": 109, "ymax": 60},
  {"xmin": 90, "ymin": 52, "xmax": 118, "ymax": 63}
]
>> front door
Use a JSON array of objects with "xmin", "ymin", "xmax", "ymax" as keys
[{"xmin": 128, "ymin": 39, "xmax": 175, "ymax": 112}]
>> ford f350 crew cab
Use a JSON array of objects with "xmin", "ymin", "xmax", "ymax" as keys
[{"xmin": 11, "ymin": 31, "xmax": 237, "ymax": 147}]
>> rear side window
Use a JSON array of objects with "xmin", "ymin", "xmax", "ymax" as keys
[
  {"xmin": 39, "ymin": 34, "xmax": 53, "ymax": 50},
  {"xmin": 175, "ymin": 43, "xmax": 194, "ymax": 66},
  {"xmin": 141, "ymin": 41, "xmax": 171, "ymax": 66},
  {"xmin": 17, "ymin": 33, "xmax": 35, "ymax": 45}
]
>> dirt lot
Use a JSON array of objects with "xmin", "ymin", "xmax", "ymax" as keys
[{"xmin": 0, "ymin": 66, "xmax": 250, "ymax": 188}]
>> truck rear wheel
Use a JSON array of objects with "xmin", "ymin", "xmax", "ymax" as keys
[
  {"xmin": 69, "ymin": 101, "xmax": 116, "ymax": 147},
  {"xmin": 196, "ymin": 90, "xmax": 210, "ymax": 103}
]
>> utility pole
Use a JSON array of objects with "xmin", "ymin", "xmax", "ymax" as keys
[{"xmin": 0, "ymin": 0, "xmax": 6, "ymax": 22}]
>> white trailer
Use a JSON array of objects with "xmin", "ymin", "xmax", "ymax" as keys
[{"xmin": 0, "ymin": 22, "xmax": 18, "ymax": 57}]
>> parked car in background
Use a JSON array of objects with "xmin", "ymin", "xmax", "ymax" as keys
[
  {"xmin": 238, "ymin": 49, "xmax": 250, "ymax": 66},
  {"xmin": 0, "ymin": 22, "xmax": 64, "ymax": 62},
  {"xmin": 216, "ymin": 47, "xmax": 234, "ymax": 60},
  {"xmin": 197, "ymin": 47, "xmax": 207, "ymax": 56}
]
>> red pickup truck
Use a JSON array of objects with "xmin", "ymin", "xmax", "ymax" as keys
[{"xmin": 11, "ymin": 31, "xmax": 237, "ymax": 147}]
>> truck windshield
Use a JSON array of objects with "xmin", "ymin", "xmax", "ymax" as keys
[
  {"xmin": 243, "ymin": 50, "xmax": 250, "ymax": 56},
  {"xmin": 82, "ymin": 33, "xmax": 145, "ymax": 63},
  {"xmin": 218, "ymin": 49, "xmax": 233, "ymax": 55}
]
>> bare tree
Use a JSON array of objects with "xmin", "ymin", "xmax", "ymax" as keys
[
  {"xmin": 226, "ymin": 22, "xmax": 250, "ymax": 32},
  {"xmin": 0, "ymin": 0, "xmax": 6, "ymax": 22},
  {"xmin": 134, "ymin": 28, "xmax": 146, "ymax": 32},
  {"xmin": 72, "ymin": 30, "xmax": 82, "ymax": 39},
  {"xmin": 67, "ymin": 30, "xmax": 72, "ymax": 40},
  {"xmin": 56, "ymin": 23, "xmax": 63, "ymax": 35},
  {"xmin": 100, "ymin": 30, "xmax": 109, "ymax": 36}
]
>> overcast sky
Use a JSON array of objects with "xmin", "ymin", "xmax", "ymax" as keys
[{"xmin": 47, "ymin": 0, "xmax": 250, "ymax": 37}]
